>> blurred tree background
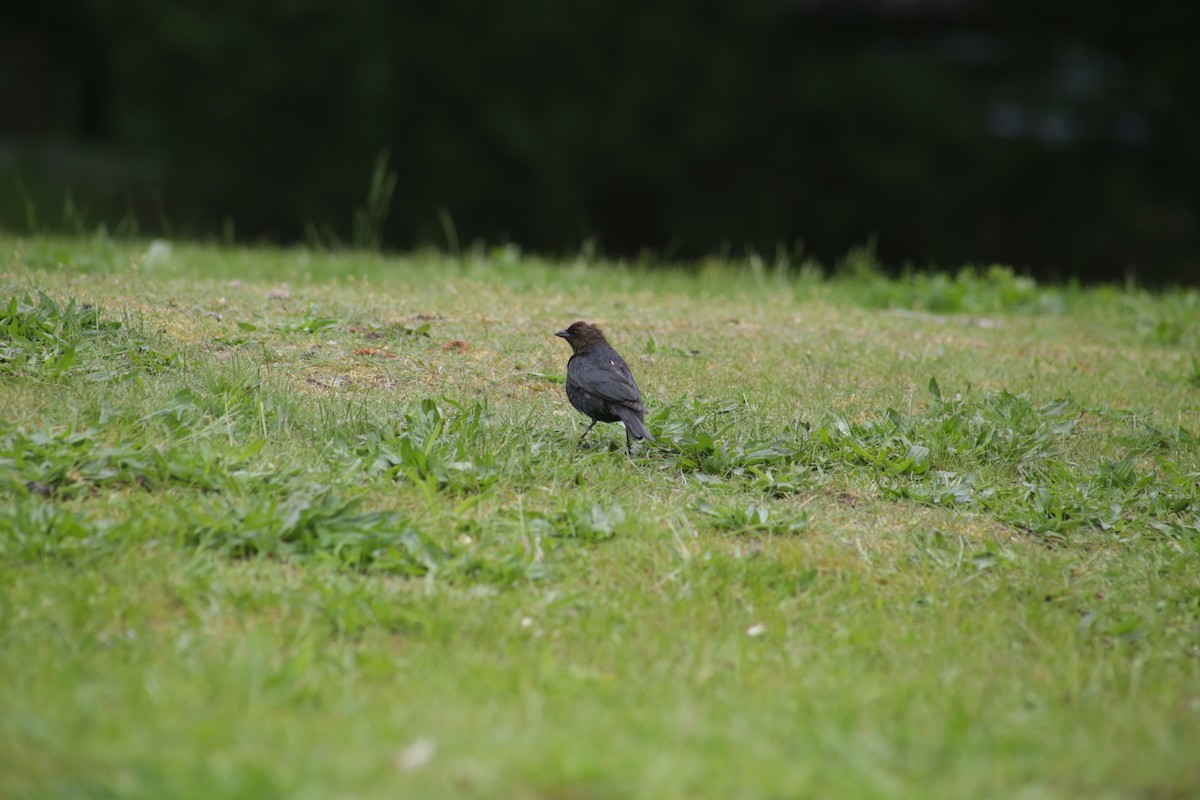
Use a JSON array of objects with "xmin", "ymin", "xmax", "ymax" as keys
[{"xmin": 2, "ymin": 0, "xmax": 1197, "ymax": 283}]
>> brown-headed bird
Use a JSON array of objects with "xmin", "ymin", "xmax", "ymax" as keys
[{"xmin": 555, "ymin": 321, "xmax": 653, "ymax": 452}]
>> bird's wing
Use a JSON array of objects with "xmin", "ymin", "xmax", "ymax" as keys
[{"xmin": 568, "ymin": 349, "xmax": 643, "ymax": 408}]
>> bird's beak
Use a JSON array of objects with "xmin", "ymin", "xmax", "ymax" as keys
[{"xmin": 554, "ymin": 329, "xmax": 569, "ymax": 339}]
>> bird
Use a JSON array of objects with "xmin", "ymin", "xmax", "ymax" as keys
[{"xmin": 554, "ymin": 321, "xmax": 653, "ymax": 453}]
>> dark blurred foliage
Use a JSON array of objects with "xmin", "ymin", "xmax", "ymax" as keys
[{"xmin": 1, "ymin": 0, "xmax": 1197, "ymax": 283}]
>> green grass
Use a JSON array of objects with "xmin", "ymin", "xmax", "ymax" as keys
[{"xmin": 2, "ymin": 234, "xmax": 1198, "ymax": 799}]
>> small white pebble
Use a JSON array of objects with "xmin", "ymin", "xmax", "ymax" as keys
[
  {"xmin": 395, "ymin": 737, "xmax": 436, "ymax": 771},
  {"xmin": 142, "ymin": 239, "xmax": 172, "ymax": 269},
  {"xmin": 520, "ymin": 616, "xmax": 534, "ymax": 629},
  {"xmin": 747, "ymin": 623, "xmax": 767, "ymax": 637}
]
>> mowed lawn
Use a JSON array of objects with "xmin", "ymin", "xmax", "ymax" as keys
[{"xmin": 2, "ymin": 236, "xmax": 1198, "ymax": 799}]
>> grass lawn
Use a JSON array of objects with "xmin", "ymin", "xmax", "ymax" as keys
[{"xmin": 2, "ymin": 235, "xmax": 1198, "ymax": 799}]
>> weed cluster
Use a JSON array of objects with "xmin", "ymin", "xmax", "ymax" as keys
[
  {"xmin": 1, "ymin": 291, "xmax": 175, "ymax": 380},
  {"xmin": 649, "ymin": 388, "xmax": 1198, "ymax": 542}
]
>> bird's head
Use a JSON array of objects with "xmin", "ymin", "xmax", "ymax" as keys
[{"xmin": 555, "ymin": 321, "xmax": 608, "ymax": 353}]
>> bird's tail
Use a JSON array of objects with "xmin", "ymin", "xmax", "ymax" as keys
[{"xmin": 617, "ymin": 408, "xmax": 654, "ymax": 442}]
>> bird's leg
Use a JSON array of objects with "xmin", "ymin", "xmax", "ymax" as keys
[
  {"xmin": 578, "ymin": 420, "xmax": 598, "ymax": 447},
  {"xmin": 625, "ymin": 426, "xmax": 633, "ymax": 455}
]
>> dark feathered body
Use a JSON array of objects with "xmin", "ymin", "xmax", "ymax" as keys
[{"xmin": 555, "ymin": 321, "xmax": 652, "ymax": 451}]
